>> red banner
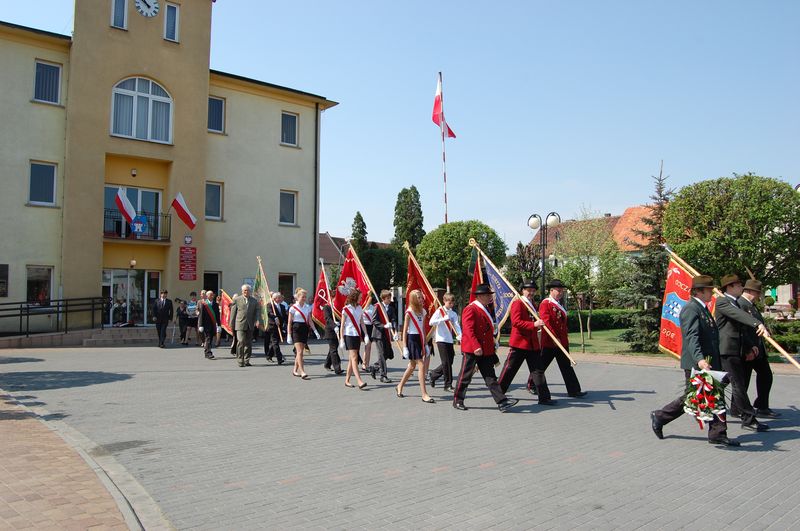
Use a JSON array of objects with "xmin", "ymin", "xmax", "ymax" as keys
[
  {"xmin": 332, "ymin": 248, "xmax": 371, "ymax": 315},
  {"xmin": 311, "ymin": 268, "xmax": 331, "ymax": 329},
  {"xmin": 659, "ymin": 259, "xmax": 693, "ymax": 359},
  {"xmin": 406, "ymin": 254, "xmax": 437, "ymax": 338},
  {"xmin": 220, "ymin": 289, "xmax": 233, "ymax": 335}
]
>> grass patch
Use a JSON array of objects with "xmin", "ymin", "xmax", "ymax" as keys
[{"xmin": 500, "ymin": 328, "xmax": 659, "ymax": 356}]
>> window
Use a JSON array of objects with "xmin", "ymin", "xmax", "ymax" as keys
[
  {"xmin": 29, "ymin": 162, "xmax": 56, "ymax": 205},
  {"xmin": 164, "ymin": 3, "xmax": 179, "ymax": 41},
  {"xmin": 281, "ymin": 112, "xmax": 298, "ymax": 146},
  {"xmin": 27, "ymin": 266, "xmax": 52, "ymax": 306},
  {"xmin": 111, "ymin": 77, "xmax": 173, "ymax": 143},
  {"xmin": 0, "ymin": 264, "xmax": 8, "ymax": 297},
  {"xmin": 111, "ymin": 0, "xmax": 127, "ymax": 29},
  {"xmin": 278, "ymin": 274, "xmax": 295, "ymax": 303},
  {"xmin": 103, "ymin": 185, "xmax": 163, "ymax": 239},
  {"xmin": 34, "ymin": 61, "xmax": 61, "ymax": 104},
  {"xmin": 208, "ymin": 97, "xmax": 225, "ymax": 133},
  {"xmin": 279, "ymin": 190, "xmax": 297, "ymax": 225},
  {"xmin": 203, "ymin": 272, "xmax": 221, "ymax": 294},
  {"xmin": 205, "ymin": 182, "xmax": 223, "ymax": 220}
]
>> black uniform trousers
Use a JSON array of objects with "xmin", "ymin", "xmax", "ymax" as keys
[
  {"xmin": 429, "ymin": 342, "xmax": 456, "ymax": 387},
  {"xmin": 744, "ymin": 354, "xmax": 773, "ymax": 410},
  {"xmin": 453, "ymin": 353, "xmax": 506, "ymax": 405},
  {"xmin": 265, "ymin": 326, "xmax": 284, "ymax": 362},
  {"xmin": 155, "ymin": 322, "xmax": 169, "ymax": 346},
  {"xmin": 324, "ymin": 338, "xmax": 342, "ymax": 372},
  {"xmin": 653, "ymin": 369, "xmax": 728, "ymax": 440},
  {"xmin": 721, "ymin": 355, "xmax": 757, "ymax": 425},
  {"xmin": 498, "ymin": 347, "xmax": 538, "ymax": 394},
  {"xmin": 371, "ymin": 336, "xmax": 392, "ymax": 378},
  {"xmin": 536, "ymin": 347, "xmax": 581, "ymax": 399},
  {"xmin": 202, "ymin": 328, "xmax": 215, "ymax": 357}
]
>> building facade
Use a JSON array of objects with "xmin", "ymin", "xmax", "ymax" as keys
[{"xmin": 0, "ymin": 0, "xmax": 336, "ymax": 331}]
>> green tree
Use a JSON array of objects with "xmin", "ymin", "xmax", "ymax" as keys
[
  {"xmin": 362, "ymin": 246, "xmax": 404, "ymax": 292},
  {"xmin": 392, "ymin": 186, "xmax": 426, "ymax": 249},
  {"xmin": 350, "ymin": 211, "xmax": 368, "ymax": 256},
  {"xmin": 417, "ymin": 220, "xmax": 507, "ymax": 306},
  {"xmin": 663, "ymin": 173, "xmax": 800, "ymax": 286},
  {"xmin": 614, "ymin": 163, "xmax": 672, "ymax": 352},
  {"xmin": 505, "ymin": 241, "xmax": 541, "ymax": 291}
]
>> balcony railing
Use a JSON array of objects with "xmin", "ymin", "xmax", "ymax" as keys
[{"xmin": 103, "ymin": 209, "xmax": 171, "ymax": 241}]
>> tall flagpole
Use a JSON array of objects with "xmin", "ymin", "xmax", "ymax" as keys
[{"xmin": 438, "ymin": 72, "xmax": 450, "ymax": 291}]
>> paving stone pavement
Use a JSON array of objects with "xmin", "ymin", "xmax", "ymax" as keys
[{"xmin": 1, "ymin": 343, "xmax": 799, "ymax": 530}]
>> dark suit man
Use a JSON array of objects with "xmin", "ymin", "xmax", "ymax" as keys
[
  {"xmin": 715, "ymin": 274, "xmax": 770, "ymax": 432},
  {"xmin": 322, "ymin": 304, "xmax": 342, "ymax": 374},
  {"xmin": 152, "ymin": 290, "xmax": 173, "ymax": 348},
  {"xmin": 738, "ymin": 279, "xmax": 779, "ymax": 418},
  {"xmin": 229, "ymin": 284, "xmax": 260, "ymax": 367},
  {"xmin": 265, "ymin": 294, "xmax": 286, "ymax": 364},
  {"xmin": 199, "ymin": 291, "xmax": 219, "ymax": 360},
  {"xmin": 651, "ymin": 275, "xmax": 739, "ymax": 446},
  {"xmin": 370, "ymin": 290, "xmax": 397, "ymax": 383}
]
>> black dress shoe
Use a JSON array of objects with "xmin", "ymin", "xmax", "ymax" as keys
[
  {"xmin": 429, "ymin": 373, "xmax": 437, "ymax": 388},
  {"xmin": 380, "ymin": 376, "xmax": 393, "ymax": 383},
  {"xmin": 443, "ymin": 385, "xmax": 455, "ymax": 392},
  {"xmin": 369, "ymin": 366, "xmax": 377, "ymax": 380},
  {"xmin": 568, "ymin": 391, "xmax": 588, "ymax": 398},
  {"xmin": 756, "ymin": 408, "xmax": 781, "ymax": 419},
  {"xmin": 334, "ymin": 369, "xmax": 344, "ymax": 375},
  {"xmin": 539, "ymin": 399, "xmax": 558, "ymax": 406},
  {"xmin": 650, "ymin": 411, "xmax": 664, "ymax": 440},
  {"xmin": 453, "ymin": 402, "xmax": 468, "ymax": 411},
  {"xmin": 708, "ymin": 437, "xmax": 741, "ymax": 447},
  {"xmin": 742, "ymin": 421, "xmax": 769, "ymax": 432},
  {"xmin": 498, "ymin": 398, "xmax": 519, "ymax": 413},
  {"xmin": 245, "ymin": 362, "xmax": 252, "ymax": 367},
  {"xmin": 277, "ymin": 359, "xmax": 285, "ymax": 365}
]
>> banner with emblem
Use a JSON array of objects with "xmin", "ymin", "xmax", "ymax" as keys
[
  {"xmin": 311, "ymin": 267, "xmax": 332, "ymax": 329},
  {"xmin": 482, "ymin": 257, "xmax": 515, "ymax": 335},
  {"xmin": 658, "ymin": 258, "xmax": 692, "ymax": 359},
  {"xmin": 220, "ymin": 289, "xmax": 233, "ymax": 335},
  {"xmin": 332, "ymin": 248, "xmax": 371, "ymax": 316}
]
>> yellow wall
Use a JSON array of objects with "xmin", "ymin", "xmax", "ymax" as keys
[
  {"xmin": 105, "ymin": 154, "xmax": 171, "ymax": 191},
  {"xmin": 103, "ymin": 242, "xmax": 168, "ymax": 270}
]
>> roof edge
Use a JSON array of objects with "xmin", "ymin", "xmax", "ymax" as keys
[{"xmin": 210, "ymin": 69, "xmax": 338, "ymax": 109}]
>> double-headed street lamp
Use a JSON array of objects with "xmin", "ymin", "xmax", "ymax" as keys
[{"xmin": 527, "ymin": 212, "xmax": 561, "ymax": 296}]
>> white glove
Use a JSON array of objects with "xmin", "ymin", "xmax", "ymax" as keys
[
  {"xmin": 216, "ymin": 326, "xmax": 221, "ymax": 334},
  {"xmin": 287, "ymin": 335, "xmax": 293, "ymax": 345},
  {"xmin": 365, "ymin": 336, "xmax": 371, "ymax": 345},
  {"xmin": 456, "ymin": 334, "xmax": 462, "ymax": 342},
  {"xmin": 392, "ymin": 332, "xmax": 399, "ymax": 342},
  {"xmin": 314, "ymin": 328, "xmax": 321, "ymax": 339},
  {"xmin": 339, "ymin": 340, "xmax": 345, "ymax": 350},
  {"xmin": 334, "ymin": 326, "xmax": 340, "ymax": 334},
  {"xmin": 385, "ymin": 323, "xmax": 393, "ymax": 330},
  {"xmin": 198, "ymin": 326, "xmax": 204, "ymax": 333},
  {"xmin": 403, "ymin": 347, "xmax": 409, "ymax": 359}
]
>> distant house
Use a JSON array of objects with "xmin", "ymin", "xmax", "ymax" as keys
[{"xmin": 318, "ymin": 232, "xmax": 390, "ymax": 279}]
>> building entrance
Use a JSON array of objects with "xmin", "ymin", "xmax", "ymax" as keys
[{"xmin": 102, "ymin": 269, "xmax": 161, "ymax": 326}]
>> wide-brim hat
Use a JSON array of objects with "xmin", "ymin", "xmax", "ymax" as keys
[
  {"xmin": 743, "ymin": 279, "xmax": 763, "ymax": 293},
  {"xmin": 720, "ymin": 274, "xmax": 742, "ymax": 288},
  {"xmin": 545, "ymin": 279, "xmax": 567, "ymax": 290},
  {"xmin": 520, "ymin": 280, "xmax": 538, "ymax": 290},
  {"xmin": 472, "ymin": 283, "xmax": 494, "ymax": 295},
  {"xmin": 691, "ymin": 275, "xmax": 716, "ymax": 289}
]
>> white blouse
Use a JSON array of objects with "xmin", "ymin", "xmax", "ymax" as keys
[
  {"xmin": 405, "ymin": 309, "xmax": 427, "ymax": 335},
  {"xmin": 342, "ymin": 304, "xmax": 365, "ymax": 337},
  {"xmin": 429, "ymin": 307, "xmax": 461, "ymax": 343},
  {"xmin": 289, "ymin": 303, "xmax": 312, "ymax": 325}
]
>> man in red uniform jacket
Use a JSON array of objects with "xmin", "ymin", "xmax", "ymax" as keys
[
  {"xmin": 498, "ymin": 281, "xmax": 557, "ymax": 405},
  {"xmin": 538, "ymin": 279, "xmax": 586, "ymax": 400},
  {"xmin": 453, "ymin": 284, "xmax": 519, "ymax": 412}
]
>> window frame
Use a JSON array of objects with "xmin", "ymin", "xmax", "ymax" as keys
[
  {"xmin": 33, "ymin": 60, "xmax": 61, "ymax": 105},
  {"xmin": 205, "ymin": 181, "xmax": 223, "ymax": 221},
  {"xmin": 207, "ymin": 96, "xmax": 226, "ymax": 133},
  {"xmin": 278, "ymin": 273, "xmax": 296, "ymax": 304},
  {"xmin": 164, "ymin": 2, "xmax": 180, "ymax": 42},
  {"xmin": 28, "ymin": 161, "xmax": 57, "ymax": 206},
  {"xmin": 110, "ymin": 77, "xmax": 174, "ymax": 144},
  {"xmin": 280, "ymin": 111, "xmax": 299, "ymax": 147},
  {"xmin": 26, "ymin": 265, "xmax": 53, "ymax": 306},
  {"xmin": 111, "ymin": 0, "xmax": 128, "ymax": 30},
  {"xmin": 278, "ymin": 190, "xmax": 297, "ymax": 226}
]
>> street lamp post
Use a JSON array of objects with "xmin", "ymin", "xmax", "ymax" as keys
[{"xmin": 527, "ymin": 212, "xmax": 561, "ymax": 296}]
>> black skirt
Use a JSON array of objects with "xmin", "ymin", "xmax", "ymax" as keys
[
  {"xmin": 291, "ymin": 322, "xmax": 309, "ymax": 344},
  {"xmin": 406, "ymin": 334, "xmax": 424, "ymax": 360},
  {"xmin": 344, "ymin": 335, "xmax": 361, "ymax": 350}
]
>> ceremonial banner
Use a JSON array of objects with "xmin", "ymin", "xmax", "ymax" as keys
[
  {"xmin": 406, "ymin": 253, "xmax": 437, "ymax": 338},
  {"xmin": 658, "ymin": 259, "xmax": 693, "ymax": 359},
  {"xmin": 220, "ymin": 289, "xmax": 233, "ymax": 335},
  {"xmin": 254, "ymin": 257, "xmax": 273, "ymax": 330},
  {"xmin": 311, "ymin": 268, "xmax": 331, "ymax": 329},
  {"xmin": 332, "ymin": 248, "xmax": 371, "ymax": 315},
  {"xmin": 468, "ymin": 249, "xmax": 483, "ymax": 303},
  {"xmin": 482, "ymin": 257, "xmax": 515, "ymax": 333}
]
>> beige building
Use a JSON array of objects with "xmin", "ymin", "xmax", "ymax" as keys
[{"xmin": 0, "ymin": 0, "xmax": 336, "ymax": 331}]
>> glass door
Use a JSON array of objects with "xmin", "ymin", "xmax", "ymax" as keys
[{"xmin": 145, "ymin": 271, "xmax": 160, "ymax": 325}]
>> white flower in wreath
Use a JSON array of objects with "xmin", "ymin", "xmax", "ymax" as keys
[{"xmin": 338, "ymin": 277, "xmax": 357, "ymax": 296}]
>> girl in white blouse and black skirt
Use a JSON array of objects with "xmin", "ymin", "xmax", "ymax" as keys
[
  {"xmin": 339, "ymin": 288, "xmax": 370, "ymax": 389},
  {"xmin": 396, "ymin": 289, "xmax": 434, "ymax": 403},
  {"xmin": 287, "ymin": 288, "xmax": 313, "ymax": 380}
]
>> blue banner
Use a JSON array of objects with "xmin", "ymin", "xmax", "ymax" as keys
[{"xmin": 483, "ymin": 258, "xmax": 516, "ymax": 332}]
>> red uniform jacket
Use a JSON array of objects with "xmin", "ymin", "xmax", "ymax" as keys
[
  {"xmin": 539, "ymin": 297, "xmax": 568, "ymax": 350},
  {"xmin": 460, "ymin": 301, "xmax": 496, "ymax": 355},
  {"xmin": 508, "ymin": 298, "xmax": 540, "ymax": 351}
]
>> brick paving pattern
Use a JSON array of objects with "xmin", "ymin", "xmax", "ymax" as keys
[{"xmin": 1, "ymin": 344, "xmax": 799, "ymax": 530}]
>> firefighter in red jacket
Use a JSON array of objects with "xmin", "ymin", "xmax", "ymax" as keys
[
  {"xmin": 498, "ymin": 281, "xmax": 557, "ymax": 405},
  {"xmin": 538, "ymin": 279, "xmax": 586, "ymax": 401},
  {"xmin": 453, "ymin": 284, "xmax": 519, "ymax": 412}
]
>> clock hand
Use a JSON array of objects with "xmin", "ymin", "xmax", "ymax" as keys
[{"xmin": 142, "ymin": 0, "xmax": 152, "ymax": 7}]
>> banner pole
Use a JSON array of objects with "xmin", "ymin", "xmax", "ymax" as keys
[{"xmin": 256, "ymin": 256, "xmax": 283, "ymax": 342}]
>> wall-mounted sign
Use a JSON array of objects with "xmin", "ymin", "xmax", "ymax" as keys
[
  {"xmin": 179, "ymin": 246, "xmax": 197, "ymax": 281},
  {"xmin": 184, "ymin": 234, "xmax": 193, "ymax": 245}
]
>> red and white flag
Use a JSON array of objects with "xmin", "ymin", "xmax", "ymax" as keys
[
  {"xmin": 406, "ymin": 254, "xmax": 438, "ymax": 339},
  {"xmin": 311, "ymin": 268, "xmax": 332, "ymax": 329},
  {"xmin": 432, "ymin": 72, "xmax": 456, "ymax": 139},
  {"xmin": 114, "ymin": 187, "xmax": 136, "ymax": 224},
  {"xmin": 171, "ymin": 192, "xmax": 197, "ymax": 230},
  {"xmin": 332, "ymin": 248, "xmax": 371, "ymax": 316},
  {"xmin": 469, "ymin": 252, "xmax": 483, "ymax": 303}
]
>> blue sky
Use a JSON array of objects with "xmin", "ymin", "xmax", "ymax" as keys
[{"xmin": 5, "ymin": 1, "xmax": 799, "ymax": 250}]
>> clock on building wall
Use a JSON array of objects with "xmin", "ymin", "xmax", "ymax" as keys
[{"xmin": 134, "ymin": 0, "xmax": 160, "ymax": 17}]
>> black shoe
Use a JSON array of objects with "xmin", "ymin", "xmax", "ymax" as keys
[
  {"xmin": 422, "ymin": 397, "xmax": 435, "ymax": 404},
  {"xmin": 369, "ymin": 366, "xmax": 377, "ymax": 380},
  {"xmin": 527, "ymin": 386, "xmax": 538, "ymax": 396},
  {"xmin": 380, "ymin": 376, "xmax": 392, "ymax": 383},
  {"xmin": 708, "ymin": 437, "xmax": 741, "ymax": 447},
  {"xmin": 443, "ymin": 385, "xmax": 455, "ymax": 392},
  {"xmin": 756, "ymin": 408, "xmax": 781, "ymax": 419},
  {"xmin": 334, "ymin": 369, "xmax": 344, "ymax": 375},
  {"xmin": 245, "ymin": 362, "xmax": 252, "ymax": 367},
  {"xmin": 429, "ymin": 373, "xmax": 437, "ymax": 388},
  {"xmin": 324, "ymin": 366, "xmax": 332, "ymax": 371},
  {"xmin": 159, "ymin": 344, "xmax": 165, "ymax": 348},
  {"xmin": 568, "ymin": 391, "xmax": 588, "ymax": 398},
  {"xmin": 728, "ymin": 410, "xmax": 742, "ymax": 419},
  {"xmin": 498, "ymin": 398, "xmax": 519, "ymax": 413},
  {"xmin": 277, "ymin": 359, "xmax": 285, "ymax": 365},
  {"xmin": 453, "ymin": 402, "xmax": 468, "ymax": 411},
  {"xmin": 742, "ymin": 421, "xmax": 769, "ymax": 432},
  {"xmin": 266, "ymin": 357, "xmax": 274, "ymax": 362},
  {"xmin": 650, "ymin": 411, "xmax": 664, "ymax": 440},
  {"xmin": 238, "ymin": 363, "xmax": 245, "ymax": 367},
  {"xmin": 539, "ymin": 399, "xmax": 558, "ymax": 406}
]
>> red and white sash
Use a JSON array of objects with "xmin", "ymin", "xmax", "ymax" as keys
[
  {"xmin": 471, "ymin": 300, "xmax": 495, "ymax": 327},
  {"xmin": 291, "ymin": 304, "xmax": 309, "ymax": 324},
  {"xmin": 545, "ymin": 296, "xmax": 567, "ymax": 316},
  {"xmin": 405, "ymin": 309, "xmax": 426, "ymax": 337},
  {"xmin": 343, "ymin": 306, "xmax": 364, "ymax": 340}
]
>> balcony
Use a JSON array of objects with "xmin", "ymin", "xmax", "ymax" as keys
[{"xmin": 103, "ymin": 209, "xmax": 171, "ymax": 242}]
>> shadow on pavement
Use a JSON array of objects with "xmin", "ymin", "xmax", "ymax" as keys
[
  {"xmin": 0, "ymin": 371, "xmax": 133, "ymax": 392},
  {"xmin": 0, "ymin": 357, "xmax": 44, "ymax": 364}
]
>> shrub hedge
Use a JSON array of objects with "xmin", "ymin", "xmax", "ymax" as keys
[{"xmin": 567, "ymin": 309, "xmax": 637, "ymax": 333}]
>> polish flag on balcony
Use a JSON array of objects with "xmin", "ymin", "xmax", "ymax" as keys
[
  {"xmin": 114, "ymin": 187, "xmax": 136, "ymax": 224},
  {"xmin": 171, "ymin": 192, "xmax": 197, "ymax": 230}
]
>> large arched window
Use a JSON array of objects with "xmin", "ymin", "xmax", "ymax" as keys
[{"xmin": 111, "ymin": 77, "xmax": 172, "ymax": 143}]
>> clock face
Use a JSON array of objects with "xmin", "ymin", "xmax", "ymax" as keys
[{"xmin": 134, "ymin": 0, "xmax": 160, "ymax": 17}]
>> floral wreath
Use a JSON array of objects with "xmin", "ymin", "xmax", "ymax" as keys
[{"xmin": 683, "ymin": 368, "xmax": 729, "ymax": 429}]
